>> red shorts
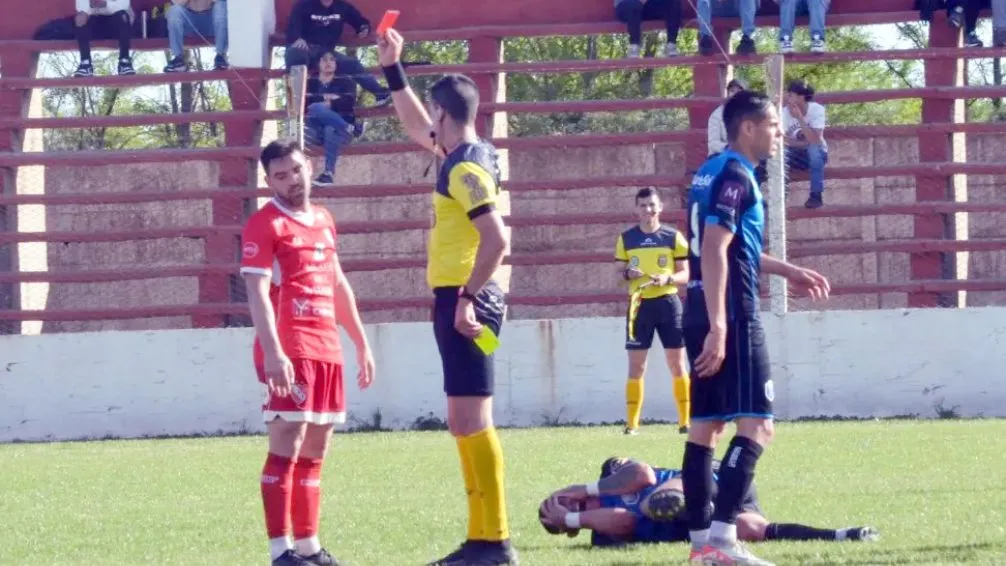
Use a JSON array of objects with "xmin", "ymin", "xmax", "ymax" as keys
[{"xmin": 256, "ymin": 359, "xmax": 345, "ymax": 425}]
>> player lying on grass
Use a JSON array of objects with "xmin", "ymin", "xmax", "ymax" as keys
[{"xmin": 537, "ymin": 456, "xmax": 878, "ymax": 547}]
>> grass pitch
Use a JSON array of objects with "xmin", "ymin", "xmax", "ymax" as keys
[{"xmin": 1, "ymin": 420, "xmax": 1004, "ymax": 565}]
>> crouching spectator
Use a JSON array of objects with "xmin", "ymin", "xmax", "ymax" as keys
[
  {"xmin": 614, "ymin": 0, "xmax": 683, "ymax": 57},
  {"xmin": 164, "ymin": 0, "xmax": 229, "ymax": 72},
  {"xmin": 783, "ymin": 80, "xmax": 828, "ymax": 209},
  {"xmin": 74, "ymin": 0, "xmax": 135, "ymax": 77},
  {"xmin": 305, "ymin": 51, "xmax": 366, "ymax": 187},
  {"xmin": 696, "ymin": 0, "xmax": 759, "ymax": 55},
  {"xmin": 778, "ymin": 0, "xmax": 831, "ymax": 53},
  {"xmin": 285, "ymin": 0, "xmax": 391, "ymax": 107}
]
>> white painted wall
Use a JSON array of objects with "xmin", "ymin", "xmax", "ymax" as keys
[{"xmin": 1, "ymin": 308, "xmax": 1004, "ymax": 442}]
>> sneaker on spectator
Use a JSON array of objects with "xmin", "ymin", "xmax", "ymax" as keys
[
  {"xmin": 736, "ymin": 35, "xmax": 756, "ymax": 55},
  {"xmin": 118, "ymin": 57, "xmax": 136, "ymax": 76},
  {"xmin": 811, "ymin": 35, "xmax": 827, "ymax": 53},
  {"xmin": 664, "ymin": 43, "xmax": 678, "ymax": 57},
  {"xmin": 779, "ymin": 37, "xmax": 794, "ymax": 54},
  {"xmin": 352, "ymin": 121, "xmax": 367, "ymax": 139},
  {"xmin": 965, "ymin": 32, "xmax": 983, "ymax": 47},
  {"xmin": 805, "ymin": 192, "xmax": 823, "ymax": 209},
  {"xmin": 372, "ymin": 93, "xmax": 393, "ymax": 108},
  {"xmin": 699, "ymin": 35, "xmax": 715, "ymax": 56},
  {"xmin": 628, "ymin": 44, "xmax": 641, "ymax": 58},
  {"xmin": 949, "ymin": 7, "xmax": 964, "ymax": 28},
  {"xmin": 214, "ymin": 55, "xmax": 230, "ymax": 71},
  {"xmin": 74, "ymin": 60, "xmax": 94, "ymax": 77},
  {"xmin": 164, "ymin": 56, "xmax": 188, "ymax": 73},
  {"xmin": 313, "ymin": 172, "xmax": 335, "ymax": 187}
]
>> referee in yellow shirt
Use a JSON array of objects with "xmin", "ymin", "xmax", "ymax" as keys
[
  {"xmin": 615, "ymin": 187, "xmax": 691, "ymax": 436},
  {"xmin": 377, "ymin": 29, "xmax": 517, "ymax": 566}
]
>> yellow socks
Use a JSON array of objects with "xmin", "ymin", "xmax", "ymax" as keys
[
  {"xmin": 625, "ymin": 377, "xmax": 644, "ymax": 430},
  {"xmin": 673, "ymin": 374, "xmax": 691, "ymax": 430},
  {"xmin": 458, "ymin": 428, "xmax": 510, "ymax": 541},
  {"xmin": 456, "ymin": 437, "xmax": 484, "ymax": 540}
]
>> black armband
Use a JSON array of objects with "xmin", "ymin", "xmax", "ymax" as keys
[{"xmin": 382, "ymin": 62, "xmax": 408, "ymax": 92}]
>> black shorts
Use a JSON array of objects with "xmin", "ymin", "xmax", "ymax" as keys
[
  {"xmin": 626, "ymin": 294, "xmax": 684, "ymax": 350},
  {"xmin": 684, "ymin": 319, "xmax": 773, "ymax": 421},
  {"xmin": 432, "ymin": 282, "xmax": 506, "ymax": 397}
]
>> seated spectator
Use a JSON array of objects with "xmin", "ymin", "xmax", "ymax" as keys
[
  {"xmin": 305, "ymin": 51, "xmax": 366, "ymax": 187},
  {"xmin": 73, "ymin": 0, "xmax": 135, "ymax": 77},
  {"xmin": 614, "ymin": 0, "xmax": 682, "ymax": 57},
  {"xmin": 285, "ymin": 0, "xmax": 391, "ymax": 107},
  {"xmin": 947, "ymin": 0, "xmax": 988, "ymax": 47},
  {"xmin": 783, "ymin": 80, "xmax": 828, "ymax": 209},
  {"xmin": 163, "ymin": 0, "xmax": 230, "ymax": 72},
  {"xmin": 707, "ymin": 78, "xmax": 768, "ymax": 185},
  {"xmin": 697, "ymin": 0, "xmax": 758, "ymax": 55},
  {"xmin": 778, "ymin": 0, "xmax": 831, "ymax": 53}
]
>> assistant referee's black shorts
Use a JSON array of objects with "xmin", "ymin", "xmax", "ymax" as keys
[
  {"xmin": 432, "ymin": 281, "xmax": 505, "ymax": 397},
  {"xmin": 684, "ymin": 318, "xmax": 774, "ymax": 421}
]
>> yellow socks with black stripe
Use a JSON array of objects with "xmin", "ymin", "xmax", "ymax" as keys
[
  {"xmin": 673, "ymin": 374, "xmax": 691, "ymax": 430},
  {"xmin": 625, "ymin": 377, "xmax": 644, "ymax": 430},
  {"xmin": 459, "ymin": 428, "xmax": 510, "ymax": 541},
  {"xmin": 456, "ymin": 437, "xmax": 484, "ymax": 540}
]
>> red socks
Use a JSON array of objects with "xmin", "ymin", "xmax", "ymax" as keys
[
  {"xmin": 293, "ymin": 458, "xmax": 323, "ymax": 542},
  {"xmin": 261, "ymin": 453, "xmax": 295, "ymax": 539}
]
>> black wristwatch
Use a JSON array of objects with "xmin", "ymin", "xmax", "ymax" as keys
[{"xmin": 459, "ymin": 288, "xmax": 477, "ymax": 302}]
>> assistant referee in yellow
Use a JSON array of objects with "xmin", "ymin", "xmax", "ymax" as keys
[
  {"xmin": 377, "ymin": 27, "xmax": 517, "ymax": 566},
  {"xmin": 615, "ymin": 187, "xmax": 691, "ymax": 436}
]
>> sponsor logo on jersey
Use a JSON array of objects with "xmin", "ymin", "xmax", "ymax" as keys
[
  {"xmin": 242, "ymin": 242, "xmax": 259, "ymax": 259},
  {"xmin": 658, "ymin": 254, "xmax": 668, "ymax": 267},
  {"xmin": 691, "ymin": 174, "xmax": 714, "ymax": 188}
]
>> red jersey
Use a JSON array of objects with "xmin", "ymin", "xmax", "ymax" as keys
[{"xmin": 241, "ymin": 199, "xmax": 343, "ymax": 365}]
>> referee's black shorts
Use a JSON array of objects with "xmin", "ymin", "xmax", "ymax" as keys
[
  {"xmin": 432, "ymin": 281, "xmax": 505, "ymax": 397},
  {"xmin": 684, "ymin": 318, "xmax": 774, "ymax": 421},
  {"xmin": 625, "ymin": 294, "xmax": 684, "ymax": 350}
]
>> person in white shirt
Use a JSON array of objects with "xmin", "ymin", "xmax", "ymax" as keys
[
  {"xmin": 782, "ymin": 79, "xmax": 829, "ymax": 209},
  {"xmin": 707, "ymin": 78, "xmax": 767, "ymax": 185},
  {"xmin": 73, "ymin": 0, "xmax": 135, "ymax": 77}
]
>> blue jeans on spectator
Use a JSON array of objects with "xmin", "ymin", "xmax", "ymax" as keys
[
  {"xmin": 787, "ymin": 144, "xmax": 828, "ymax": 194},
  {"xmin": 286, "ymin": 44, "xmax": 389, "ymax": 99},
  {"xmin": 697, "ymin": 0, "xmax": 758, "ymax": 38},
  {"xmin": 306, "ymin": 103, "xmax": 354, "ymax": 174},
  {"xmin": 167, "ymin": 0, "xmax": 228, "ymax": 58},
  {"xmin": 778, "ymin": 0, "xmax": 830, "ymax": 39}
]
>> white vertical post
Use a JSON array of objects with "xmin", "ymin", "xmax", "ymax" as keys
[
  {"xmin": 228, "ymin": 0, "xmax": 276, "ymax": 68},
  {"xmin": 764, "ymin": 54, "xmax": 788, "ymax": 315}
]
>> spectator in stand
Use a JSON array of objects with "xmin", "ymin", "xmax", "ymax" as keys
[
  {"xmin": 778, "ymin": 0, "xmax": 831, "ymax": 53},
  {"xmin": 163, "ymin": 0, "xmax": 230, "ymax": 72},
  {"xmin": 73, "ymin": 0, "xmax": 135, "ymax": 77},
  {"xmin": 285, "ymin": 0, "xmax": 392, "ymax": 107},
  {"xmin": 614, "ymin": 0, "xmax": 683, "ymax": 57},
  {"xmin": 304, "ymin": 51, "xmax": 366, "ymax": 187},
  {"xmin": 696, "ymin": 0, "xmax": 758, "ymax": 56},
  {"xmin": 707, "ymin": 79, "xmax": 768, "ymax": 185},
  {"xmin": 947, "ymin": 0, "xmax": 988, "ymax": 47},
  {"xmin": 782, "ymin": 80, "xmax": 829, "ymax": 209}
]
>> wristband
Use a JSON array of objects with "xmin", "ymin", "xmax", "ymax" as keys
[
  {"xmin": 585, "ymin": 482, "xmax": 600, "ymax": 496},
  {"xmin": 459, "ymin": 287, "xmax": 477, "ymax": 303},
  {"xmin": 564, "ymin": 512, "xmax": 582, "ymax": 530},
  {"xmin": 381, "ymin": 62, "xmax": 408, "ymax": 92},
  {"xmin": 623, "ymin": 269, "xmax": 631, "ymax": 281}
]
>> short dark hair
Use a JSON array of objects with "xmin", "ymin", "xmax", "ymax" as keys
[
  {"xmin": 430, "ymin": 74, "xmax": 479, "ymax": 124},
  {"xmin": 260, "ymin": 138, "xmax": 303, "ymax": 173},
  {"xmin": 727, "ymin": 78, "xmax": 748, "ymax": 92},
  {"xmin": 787, "ymin": 79, "xmax": 815, "ymax": 101},
  {"xmin": 723, "ymin": 91, "xmax": 773, "ymax": 142},
  {"xmin": 635, "ymin": 187, "xmax": 661, "ymax": 202}
]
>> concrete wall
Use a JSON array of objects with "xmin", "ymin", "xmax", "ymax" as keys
[
  {"xmin": 1, "ymin": 307, "xmax": 1003, "ymax": 443},
  {"xmin": 16, "ymin": 133, "xmax": 1006, "ymax": 331}
]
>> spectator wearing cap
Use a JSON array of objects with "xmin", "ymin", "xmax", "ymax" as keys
[
  {"xmin": 707, "ymin": 78, "xmax": 748, "ymax": 155},
  {"xmin": 778, "ymin": 0, "xmax": 831, "ymax": 53},
  {"xmin": 614, "ymin": 0, "xmax": 683, "ymax": 57},
  {"xmin": 783, "ymin": 79, "xmax": 828, "ymax": 209},
  {"xmin": 696, "ymin": 0, "xmax": 759, "ymax": 56}
]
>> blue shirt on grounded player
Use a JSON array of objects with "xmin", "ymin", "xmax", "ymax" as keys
[{"xmin": 683, "ymin": 149, "xmax": 765, "ymax": 325}]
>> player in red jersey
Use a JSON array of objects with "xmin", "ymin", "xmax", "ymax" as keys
[{"xmin": 241, "ymin": 139, "xmax": 375, "ymax": 566}]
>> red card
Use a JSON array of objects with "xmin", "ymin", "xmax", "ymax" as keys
[{"xmin": 376, "ymin": 10, "xmax": 400, "ymax": 35}]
